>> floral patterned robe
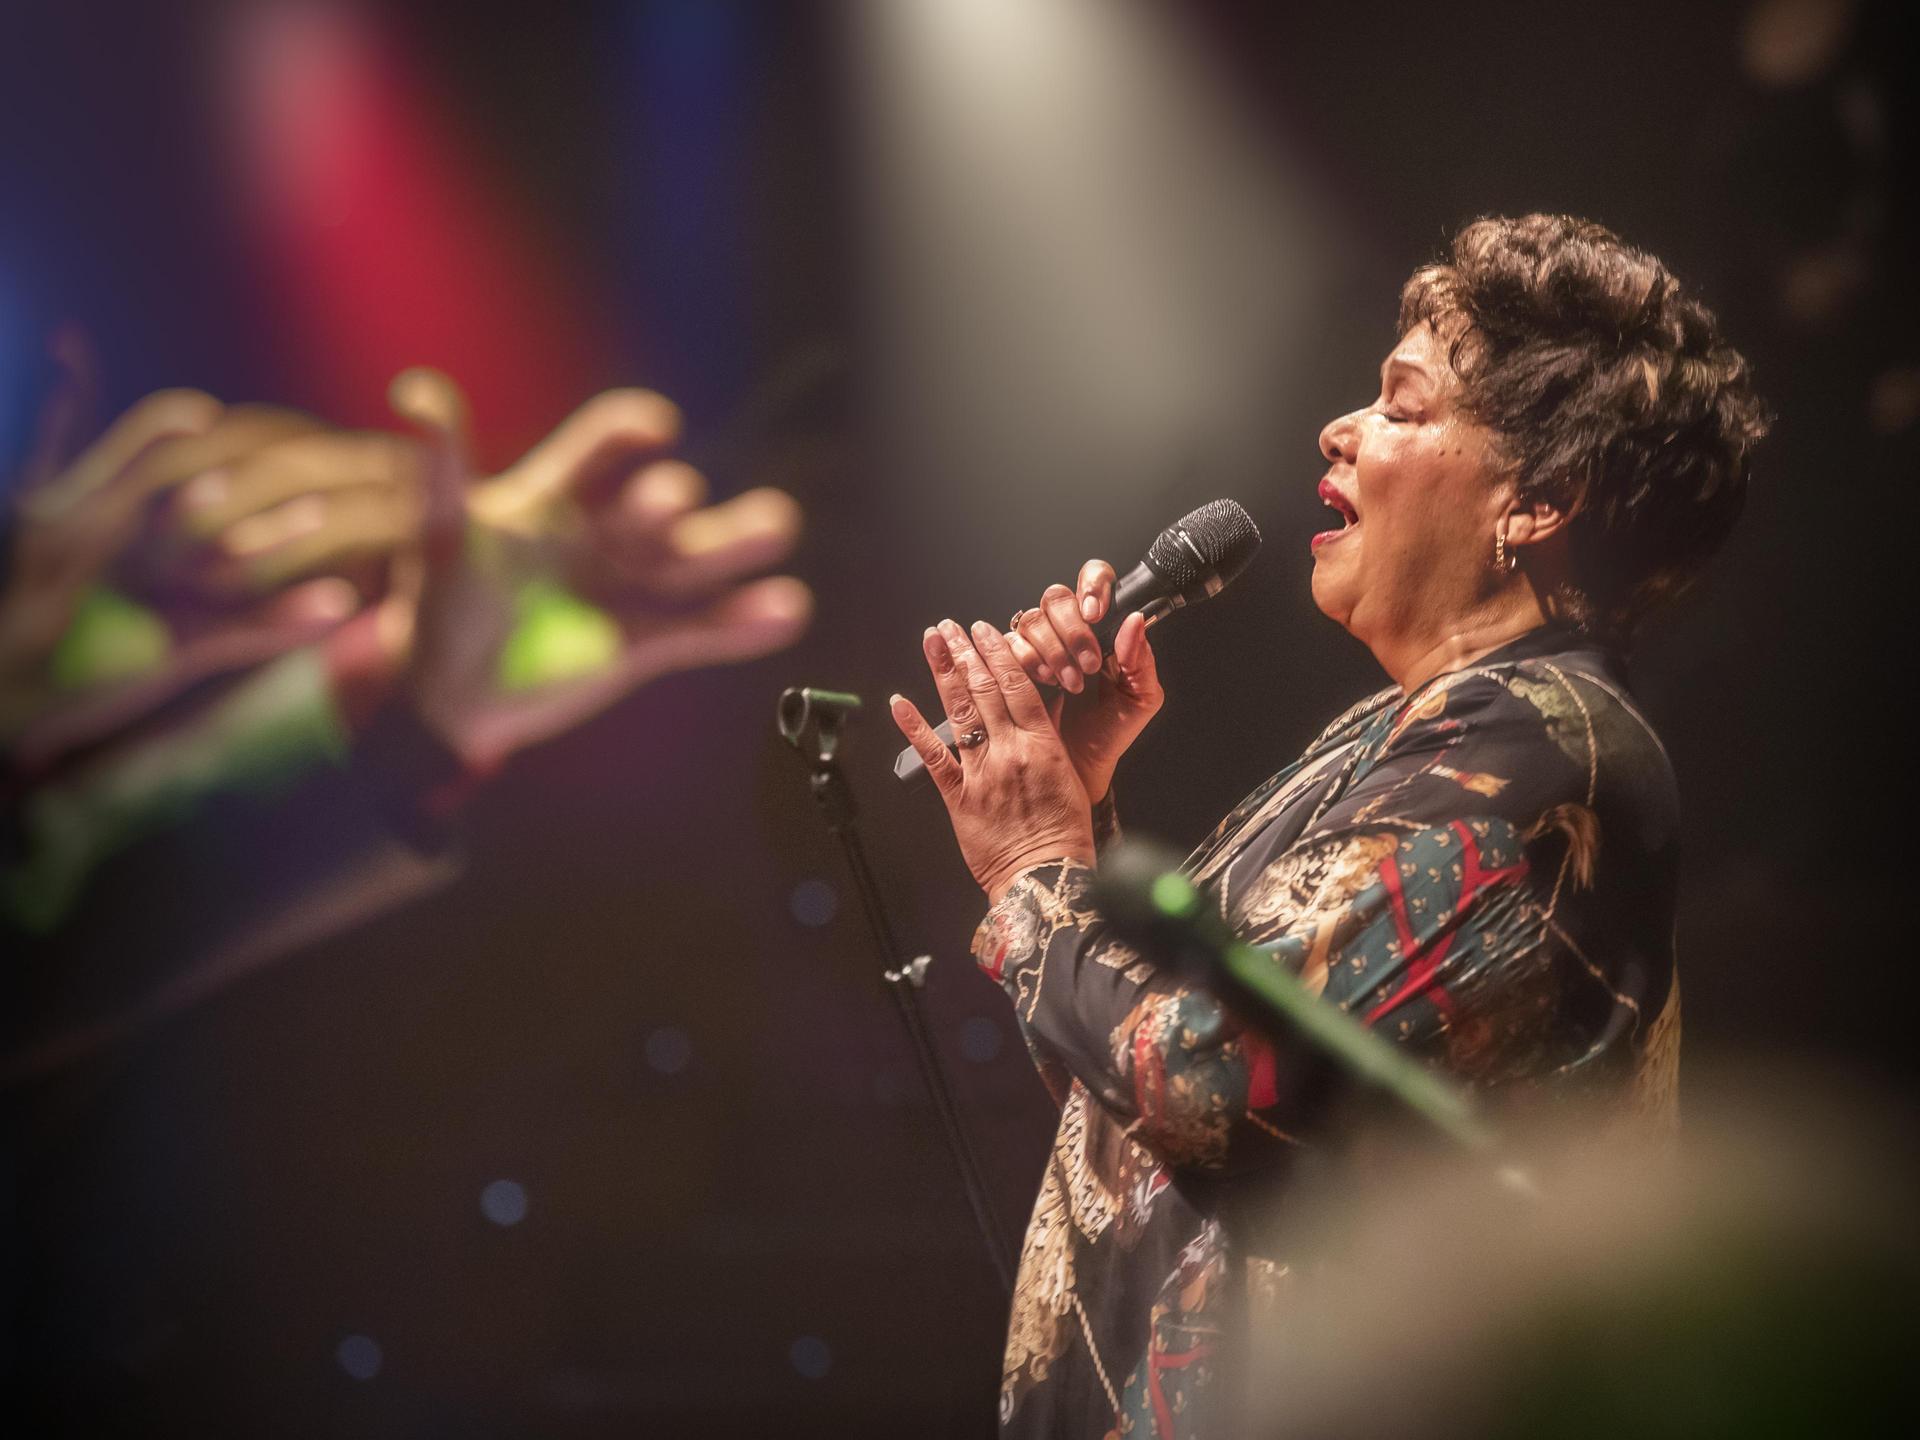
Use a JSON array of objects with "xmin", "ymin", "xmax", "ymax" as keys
[{"xmin": 971, "ymin": 624, "xmax": 1683, "ymax": 1437}]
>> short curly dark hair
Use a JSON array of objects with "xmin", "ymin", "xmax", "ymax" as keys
[{"xmin": 1400, "ymin": 214, "xmax": 1771, "ymax": 643}]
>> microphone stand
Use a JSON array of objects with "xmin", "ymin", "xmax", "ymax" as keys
[{"xmin": 779, "ymin": 689, "xmax": 1016, "ymax": 1297}]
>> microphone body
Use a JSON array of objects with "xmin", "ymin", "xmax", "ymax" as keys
[
  {"xmin": 1086, "ymin": 556, "xmax": 1200, "ymax": 649},
  {"xmin": 892, "ymin": 499, "xmax": 1259, "ymax": 785}
]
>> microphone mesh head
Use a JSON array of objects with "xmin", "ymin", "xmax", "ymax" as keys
[{"xmin": 1147, "ymin": 499, "xmax": 1262, "ymax": 588}]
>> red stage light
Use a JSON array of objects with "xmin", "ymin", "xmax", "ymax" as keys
[{"xmin": 230, "ymin": 0, "xmax": 610, "ymax": 467}]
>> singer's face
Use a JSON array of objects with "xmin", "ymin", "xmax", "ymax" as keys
[{"xmin": 1308, "ymin": 325, "xmax": 1508, "ymax": 647}]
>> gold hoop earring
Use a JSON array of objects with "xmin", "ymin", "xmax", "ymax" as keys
[{"xmin": 1494, "ymin": 527, "xmax": 1519, "ymax": 574}]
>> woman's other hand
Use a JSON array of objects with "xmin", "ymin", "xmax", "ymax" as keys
[
  {"xmin": 890, "ymin": 619, "xmax": 1095, "ymax": 901},
  {"xmin": 1003, "ymin": 559, "xmax": 1163, "ymax": 804}
]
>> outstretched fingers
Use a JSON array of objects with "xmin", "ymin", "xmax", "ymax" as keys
[
  {"xmin": 493, "ymin": 388, "xmax": 683, "ymax": 515},
  {"xmin": 890, "ymin": 692, "xmax": 962, "ymax": 796},
  {"xmin": 626, "ymin": 575, "xmax": 812, "ymax": 674},
  {"xmin": 639, "ymin": 486, "xmax": 803, "ymax": 597},
  {"xmin": 31, "ymin": 388, "xmax": 222, "ymax": 515},
  {"xmin": 175, "ymin": 431, "xmax": 406, "ymax": 541},
  {"xmin": 924, "ymin": 622, "xmax": 989, "ymax": 740}
]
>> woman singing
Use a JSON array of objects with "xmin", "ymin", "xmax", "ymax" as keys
[{"xmin": 888, "ymin": 214, "xmax": 1770, "ymax": 1438}]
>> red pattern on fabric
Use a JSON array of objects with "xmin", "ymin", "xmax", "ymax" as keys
[
  {"xmin": 982, "ymin": 940, "xmax": 1009, "ymax": 983},
  {"xmin": 1242, "ymin": 1034, "xmax": 1279, "ymax": 1111},
  {"xmin": 1363, "ymin": 822, "xmax": 1527, "ymax": 1027},
  {"xmin": 1131, "ymin": 1009, "xmax": 1169, "ymax": 1135},
  {"xmin": 1145, "ymin": 1339, "xmax": 1214, "ymax": 1436}
]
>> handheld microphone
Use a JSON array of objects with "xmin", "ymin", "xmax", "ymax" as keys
[{"xmin": 892, "ymin": 499, "xmax": 1261, "ymax": 785}]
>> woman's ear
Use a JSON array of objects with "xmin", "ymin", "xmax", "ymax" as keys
[{"xmin": 1505, "ymin": 494, "xmax": 1574, "ymax": 549}]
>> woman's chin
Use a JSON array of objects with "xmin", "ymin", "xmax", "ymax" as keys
[{"xmin": 1309, "ymin": 558, "xmax": 1356, "ymax": 628}]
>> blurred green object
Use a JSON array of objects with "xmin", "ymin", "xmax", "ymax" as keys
[
  {"xmin": 5, "ymin": 648, "xmax": 350, "ymax": 932},
  {"xmin": 50, "ymin": 586, "xmax": 172, "ymax": 689},
  {"xmin": 497, "ymin": 580, "xmax": 620, "ymax": 692}
]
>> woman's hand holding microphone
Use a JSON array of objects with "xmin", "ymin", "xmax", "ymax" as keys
[
  {"xmin": 1002, "ymin": 559, "xmax": 1163, "ymax": 806},
  {"xmin": 889, "ymin": 560, "xmax": 1164, "ymax": 901}
]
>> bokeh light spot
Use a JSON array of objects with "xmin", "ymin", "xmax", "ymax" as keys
[
  {"xmin": 336, "ymin": 1333, "xmax": 383, "ymax": 1381},
  {"xmin": 790, "ymin": 878, "xmax": 839, "ymax": 928},
  {"xmin": 960, "ymin": 1016, "xmax": 1003, "ymax": 1064},
  {"xmin": 646, "ymin": 1025, "xmax": 693, "ymax": 1075},
  {"xmin": 790, "ymin": 1335, "xmax": 832, "ymax": 1380},
  {"xmin": 480, "ymin": 1178, "xmax": 529, "ymax": 1227}
]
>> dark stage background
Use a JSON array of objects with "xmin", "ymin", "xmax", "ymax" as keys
[{"xmin": 4, "ymin": 1, "xmax": 1915, "ymax": 1435}]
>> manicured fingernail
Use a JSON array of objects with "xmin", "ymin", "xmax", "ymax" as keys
[
  {"xmin": 1060, "ymin": 664, "xmax": 1083, "ymax": 693},
  {"xmin": 1076, "ymin": 644, "xmax": 1100, "ymax": 671},
  {"xmin": 1081, "ymin": 594, "xmax": 1099, "ymax": 621},
  {"xmin": 1036, "ymin": 664, "xmax": 1057, "ymax": 686},
  {"xmin": 971, "ymin": 620, "xmax": 992, "ymax": 641}
]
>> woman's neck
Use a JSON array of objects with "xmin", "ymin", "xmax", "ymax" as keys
[{"xmin": 1378, "ymin": 585, "xmax": 1552, "ymax": 693}]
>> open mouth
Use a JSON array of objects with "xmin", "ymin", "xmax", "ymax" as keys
[{"xmin": 1312, "ymin": 477, "xmax": 1359, "ymax": 550}]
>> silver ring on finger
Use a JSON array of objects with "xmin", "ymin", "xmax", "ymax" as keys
[
  {"xmin": 955, "ymin": 728, "xmax": 988, "ymax": 750},
  {"xmin": 1009, "ymin": 608, "xmax": 1029, "ymax": 632}
]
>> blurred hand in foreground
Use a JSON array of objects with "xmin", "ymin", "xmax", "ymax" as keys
[
  {"xmin": 1, "ymin": 372, "xmax": 424, "ymax": 773},
  {"xmin": 376, "ymin": 369, "xmax": 811, "ymax": 771},
  {"xmin": 3, "ymin": 367, "xmax": 810, "ymax": 940},
  {"xmin": 4, "ymin": 358, "xmax": 810, "ymax": 797}
]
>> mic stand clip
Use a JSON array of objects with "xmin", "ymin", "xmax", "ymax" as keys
[{"xmin": 778, "ymin": 688, "xmax": 1016, "ymax": 1296}]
